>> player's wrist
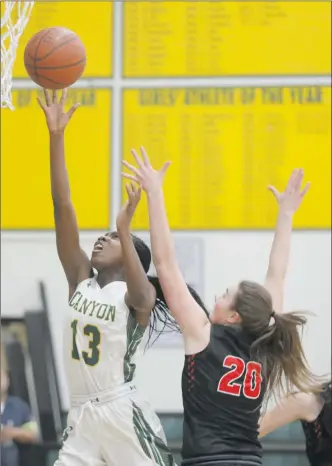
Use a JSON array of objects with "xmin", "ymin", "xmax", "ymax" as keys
[
  {"xmin": 49, "ymin": 130, "xmax": 65, "ymax": 138},
  {"xmin": 277, "ymin": 208, "xmax": 294, "ymax": 219},
  {"xmin": 146, "ymin": 185, "xmax": 163, "ymax": 198}
]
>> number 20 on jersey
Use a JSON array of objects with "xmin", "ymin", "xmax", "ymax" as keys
[{"xmin": 217, "ymin": 355, "xmax": 263, "ymax": 399}]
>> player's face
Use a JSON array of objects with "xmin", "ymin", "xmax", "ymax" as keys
[
  {"xmin": 90, "ymin": 231, "xmax": 123, "ymax": 270},
  {"xmin": 210, "ymin": 284, "xmax": 240, "ymax": 324}
]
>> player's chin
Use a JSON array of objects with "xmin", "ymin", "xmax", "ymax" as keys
[
  {"xmin": 209, "ymin": 312, "xmax": 218, "ymax": 324},
  {"xmin": 90, "ymin": 251, "xmax": 104, "ymax": 269}
]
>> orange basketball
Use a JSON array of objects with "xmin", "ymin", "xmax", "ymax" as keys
[{"xmin": 24, "ymin": 27, "xmax": 86, "ymax": 89}]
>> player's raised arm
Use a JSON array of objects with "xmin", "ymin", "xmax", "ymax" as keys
[
  {"xmin": 122, "ymin": 148, "xmax": 210, "ymax": 348},
  {"xmin": 258, "ymin": 392, "xmax": 323, "ymax": 439},
  {"xmin": 264, "ymin": 169, "xmax": 310, "ymax": 314},
  {"xmin": 116, "ymin": 183, "xmax": 156, "ymax": 327},
  {"xmin": 37, "ymin": 89, "xmax": 91, "ymax": 297}
]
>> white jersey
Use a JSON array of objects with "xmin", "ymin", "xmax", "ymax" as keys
[{"xmin": 63, "ymin": 278, "xmax": 146, "ymax": 397}]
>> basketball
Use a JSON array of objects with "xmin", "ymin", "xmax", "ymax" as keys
[{"xmin": 24, "ymin": 27, "xmax": 86, "ymax": 90}]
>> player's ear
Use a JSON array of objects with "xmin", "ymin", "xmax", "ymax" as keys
[{"xmin": 229, "ymin": 311, "xmax": 241, "ymax": 324}]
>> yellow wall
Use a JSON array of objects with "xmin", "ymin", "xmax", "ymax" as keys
[{"xmin": 1, "ymin": 2, "xmax": 330, "ymax": 230}]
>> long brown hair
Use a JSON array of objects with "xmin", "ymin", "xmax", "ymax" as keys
[{"xmin": 233, "ymin": 280, "xmax": 321, "ymax": 403}]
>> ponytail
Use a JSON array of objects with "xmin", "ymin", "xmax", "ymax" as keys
[
  {"xmin": 146, "ymin": 275, "xmax": 209, "ymax": 348},
  {"xmin": 251, "ymin": 311, "xmax": 322, "ymax": 402},
  {"xmin": 233, "ymin": 280, "xmax": 323, "ymax": 405}
]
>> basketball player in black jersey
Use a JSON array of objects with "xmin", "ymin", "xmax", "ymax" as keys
[
  {"xmin": 123, "ymin": 148, "xmax": 320, "ymax": 466},
  {"xmin": 260, "ymin": 381, "xmax": 332, "ymax": 466}
]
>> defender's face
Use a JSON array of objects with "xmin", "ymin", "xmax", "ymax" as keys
[
  {"xmin": 90, "ymin": 231, "xmax": 122, "ymax": 270},
  {"xmin": 210, "ymin": 284, "xmax": 239, "ymax": 325}
]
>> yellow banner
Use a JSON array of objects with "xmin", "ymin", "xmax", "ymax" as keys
[
  {"xmin": 124, "ymin": 2, "xmax": 331, "ymax": 77},
  {"xmin": 1, "ymin": 89, "xmax": 111, "ymax": 229},
  {"xmin": 123, "ymin": 86, "xmax": 331, "ymax": 230},
  {"xmin": 11, "ymin": 2, "xmax": 113, "ymax": 78}
]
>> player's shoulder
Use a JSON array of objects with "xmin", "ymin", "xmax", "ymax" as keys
[
  {"xmin": 209, "ymin": 324, "xmax": 253, "ymax": 359},
  {"xmin": 211, "ymin": 323, "xmax": 252, "ymax": 344}
]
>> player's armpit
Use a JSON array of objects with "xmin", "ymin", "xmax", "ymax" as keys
[
  {"xmin": 125, "ymin": 290, "xmax": 155, "ymax": 328},
  {"xmin": 128, "ymin": 307, "xmax": 151, "ymax": 328}
]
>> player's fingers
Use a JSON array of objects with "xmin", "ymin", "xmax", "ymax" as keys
[
  {"xmin": 44, "ymin": 88, "xmax": 51, "ymax": 106},
  {"xmin": 59, "ymin": 88, "xmax": 68, "ymax": 106},
  {"xmin": 67, "ymin": 103, "xmax": 80, "ymax": 119},
  {"xmin": 267, "ymin": 185, "xmax": 279, "ymax": 199},
  {"xmin": 52, "ymin": 90, "xmax": 57, "ymax": 104},
  {"xmin": 159, "ymin": 161, "xmax": 171, "ymax": 178},
  {"xmin": 286, "ymin": 168, "xmax": 298, "ymax": 192},
  {"xmin": 140, "ymin": 147, "xmax": 151, "ymax": 167},
  {"xmin": 122, "ymin": 160, "xmax": 140, "ymax": 176},
  {"xmin": 131, "ymin": 182, "xmax": 141, "ymax": 197},
  {"xmin": 301, "ymin": 181, "xmax": 311, "ymax": 197},
  {"xmin": 122, "ymin": 172, "xmax": 140, "ymax": 184},
  {"xmin": 131, "ymin": 149, "xmax": 144, "ymax": 169},
  {"xmin": 36, "ymin": 96, "xmax": 46, "ymax": 112},
  {"xmin": 125, "ymin": 183, "xmax": 132, "ymax": 198},
  {"xmin": 294, "ymin": 168, "xmax": 304, "ymax": 191}
]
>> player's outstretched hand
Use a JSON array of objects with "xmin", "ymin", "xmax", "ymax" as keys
[
  {"xmin": 268, "ymin": 168, "xmax": 310, "ymax": 214},
  {"xmin": 37, "ymin": 88, "xmax": 80, "ymax": 134},
  {"xmin": 116, "ymin": 182, "xmax": 141, "ymax": 231},
  {"xmin": 122, "ymin": 147, "xmax": 171, "ymax": 194}
]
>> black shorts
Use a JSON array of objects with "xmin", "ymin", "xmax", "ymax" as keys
[{"xmin": 181, "ymin": 454, "xmax": 262, "ymax": 466}]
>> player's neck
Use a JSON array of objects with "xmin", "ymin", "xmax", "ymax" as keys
[{"xmin": 96, "ymin": 268, "xmax": 124, "ymax": 288}]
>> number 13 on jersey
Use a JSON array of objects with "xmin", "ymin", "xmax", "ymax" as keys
[
  {"xmin": 217, "ymin": 355, "xmax": 263, "ymax": 399},
  {"xmin": 71, "ymin": 319, "xmax": 101, "ymax": 367}
]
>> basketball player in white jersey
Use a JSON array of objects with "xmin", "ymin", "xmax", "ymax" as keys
[{"xmin": 37, "ymin": 89, "xmax": 190, "ymax": 466}]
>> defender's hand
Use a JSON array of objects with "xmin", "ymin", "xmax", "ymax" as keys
[
  {"xmin": 122, "ymin": 147, "xmax": 171, "ymax": 195},
  {"xmin": 268, "ymin": 168, "xmax": 310, "ymax": 214}
]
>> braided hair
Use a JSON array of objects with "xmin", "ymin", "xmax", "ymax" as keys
[{"xmin": 132, "ymin": 234, "xmax": 209, "ymax": 347}]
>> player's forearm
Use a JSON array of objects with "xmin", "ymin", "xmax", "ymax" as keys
[
  {"xmin": 50, "ymin": 133, "xmax": 71, "ymax": 206},
  {"xmin": 12, "ymin": 426, "xmax": 38, "ymax": 443},
  {"xmin": 266, "ymin": 209, "xmax": 294, "ymax": 281},
  {"xmin": 146, "ymin": 188, "xmax": 177, "ymax": 270},
  {"xmin": 259, "ymin": 392, "xmax": 319, "ymax": 439},
  {"xmin": 117, "ymin": 226, "xmax": 154, "ymax": 310}
]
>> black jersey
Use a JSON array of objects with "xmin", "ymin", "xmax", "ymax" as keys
[
  {"xmin": 181, "ymin": 324, "xmax": 264, "ymax": 464},
  {"xmin": 301, "ymin": 383, "xmax": 332, "ymax": 466}
]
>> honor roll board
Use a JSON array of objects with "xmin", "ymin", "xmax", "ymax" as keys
[
  {"xmin": 1, "ymin": 89, "xmax": 112, "ymax": 230},
  {"xmin": 12, "ymin": 2, "xmax": 113, "ymax": 78},
  {"xmin": 122, "ymin": 86, "xmax": 331, "ymax": 230},
  {"xmin": 123, "ymin": 2, "xmax": 331, "ymax": 77}
]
